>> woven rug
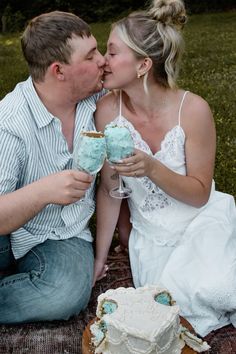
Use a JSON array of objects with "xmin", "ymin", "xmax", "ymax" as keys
[{"xmin": 0, "ymin": 249, "xmax": 235, "ymax": 354}]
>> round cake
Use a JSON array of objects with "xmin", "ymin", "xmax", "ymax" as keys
[
  {"xmin": 75, "ymin": 131, "xmax": 106, "ymax": 174},
  {"xmin": 104, "ymin": 124, "xmax": 134, "ymax": 163},
  {"xmin": 90, "ymin": 286, "xmax": 210, "ymax": 354},
  {"xmin": 90, "ymin": 286, "xmax": 184, "ymax": 354}
]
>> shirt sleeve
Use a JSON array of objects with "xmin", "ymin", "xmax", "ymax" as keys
[{"xmin": 0, "ymin": 129, "xmax": 25, "ymax": 194}]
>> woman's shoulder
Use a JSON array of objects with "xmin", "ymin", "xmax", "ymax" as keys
[
  {"xmin": 184, "ymin": 91, "xmax": 212, "ymax": 118},
  {"xmin": 95, "ymin": 91, "xmax": 119, "ymax": 131},
  {"xmin": 96, "ymin": 91, "xmax": 119, "ymax": 115},
  {"xmin": 181, "ymin": 90, "xmax": 215, "ymax": 132}
]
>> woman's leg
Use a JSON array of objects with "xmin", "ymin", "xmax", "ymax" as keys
[
  {"xmin": 116, "ymin": 199, "xmax": 132, "ymax": 250},
  {"xmin": 0, "ymin": 237, "xmax": 94, "ymax": 324}
]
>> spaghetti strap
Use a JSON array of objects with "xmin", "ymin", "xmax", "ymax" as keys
[
  {"xmin": 178, "ymin": 91, "xmax": 189, "ymax": 126},
  {"xmin": 119, "ymin": 90, "xmax": 122, "ymax": 117}
]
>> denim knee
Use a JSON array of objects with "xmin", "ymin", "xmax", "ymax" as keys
[
  {"xmin": 28, "ymin": 239, "xmax": 94, "ymax": 321},
  {"xmin": 0, "ymin": 238, "xmax": 94, "ymax": 323},
  {"xmin": 28, "ymin": 269, "xmax": 93, "ymax": 321}
]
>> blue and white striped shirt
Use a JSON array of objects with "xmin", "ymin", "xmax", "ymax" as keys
[{"xmin": 0, "ymin": 77, "xmax": 104, "ymax": 259}]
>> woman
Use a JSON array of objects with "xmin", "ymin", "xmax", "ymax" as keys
[{"xmin": 94, "ymin": 0, "xmax": 236, "ymax": 336}]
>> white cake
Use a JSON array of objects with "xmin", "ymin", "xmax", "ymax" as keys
[
  {"xmin": 90, "ymin": 286, "xmax": 210, "ymax": 354},
  {"xmin": 90, "ymin": 286, "xmax": 184, "ymax": 354},
  {"xmin": 104, "ymin": 124, "xmax": 134, "ymax": 163}
]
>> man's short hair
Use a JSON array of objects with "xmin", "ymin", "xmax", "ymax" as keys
[{"xmin": 21, "ymin": 11, "xmax": 91, "ymax": 82}]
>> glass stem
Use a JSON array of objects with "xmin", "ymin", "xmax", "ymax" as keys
[{"xmin": 118, "ymin": 175, "xmax": 124, "ymax": 193}]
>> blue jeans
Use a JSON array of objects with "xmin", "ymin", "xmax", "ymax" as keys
[{"xmin": 0, "ymin": 236, "xmax": 94, "ymax": 324}]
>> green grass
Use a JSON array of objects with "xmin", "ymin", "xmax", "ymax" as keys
[{"xmin": 0, "ymin": 12, "xmax": 235, "ymax": 196}]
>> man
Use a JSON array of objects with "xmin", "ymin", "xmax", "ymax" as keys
[{"xmin": 0, "ymin": 11, "xmax": 105, "ymax": 324}]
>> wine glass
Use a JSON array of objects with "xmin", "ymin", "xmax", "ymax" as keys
[
  {"xmin": 73, "ymin": 131, "xmax": 106, "ymax": 175},
  {"xmin": 104, "ymin": 125, "xmax": 134, "ymax": 199}
]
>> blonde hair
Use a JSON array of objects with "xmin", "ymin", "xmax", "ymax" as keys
[{"xmin": 113, "ymin": 0, "xmax": 187, "ymax": 89}]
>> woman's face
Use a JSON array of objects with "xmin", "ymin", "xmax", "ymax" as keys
[{"xmin": 103, "ymin": 29, "xmax": 141, "ymax": 90}]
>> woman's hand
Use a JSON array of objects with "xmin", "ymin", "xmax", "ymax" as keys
[
  {"xmin": 111, "ymin": 149, "xmax": 155, "ymax": 178},
  {"xmin": 92, "ymin": 259, "xmax": 109, "ymax": 287}
]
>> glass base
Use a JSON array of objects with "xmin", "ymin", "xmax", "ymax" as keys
[{"xmin": 109, "ymin": 186, "xmax": 132, "ymax": 199}]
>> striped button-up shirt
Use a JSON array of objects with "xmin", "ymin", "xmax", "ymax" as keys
[{"xmin": 0, "ymin": 77, "xmax": 104, "ymax": 259}]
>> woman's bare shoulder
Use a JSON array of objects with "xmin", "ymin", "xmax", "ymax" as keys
[
  {"xmin": 95, "ymin": 91, "xmax": 119, "ymax": 131},
  {"xmin": 182, "ymin": 91, "xmax": 215, "ymax": 134}
]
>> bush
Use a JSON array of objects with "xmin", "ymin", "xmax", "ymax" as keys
[
  {"xmin": 1, "ymin": 0, "xmax": 235, "ymax": 32},
  {"xmin": 3, "ymin": 6, "xmax": 26, "ymax": 32}
]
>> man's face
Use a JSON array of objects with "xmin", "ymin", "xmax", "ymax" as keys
[{"xmin": 64, "ymin": 35, "xmax": 105, "ymax": 100}]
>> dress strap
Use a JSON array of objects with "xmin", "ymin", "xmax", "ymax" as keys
[
  {"xmin": 178, "ymin": 91, "xmax": 189, "ymax": 126},
  {"xmin": 119, "ymin": 90, "xmax": 122, "ymax": 117}
]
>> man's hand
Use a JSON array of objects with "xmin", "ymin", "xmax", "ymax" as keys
[{"xmin": 39, "ymin": 170, "xmax": 93, "ymax": 205}]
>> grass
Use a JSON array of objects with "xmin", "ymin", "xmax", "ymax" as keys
[{"xmin": 0, "ymin": 11, "xmax": 235, "ymax": 197}]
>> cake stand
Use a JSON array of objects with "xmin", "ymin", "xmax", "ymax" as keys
[{"xmin": 82, "ymin": 317, "xmax": 198, "ymax": 354}]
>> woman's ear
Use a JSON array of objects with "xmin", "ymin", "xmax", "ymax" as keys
[{"xmin": 136, "ymin": 57, "xmax": 153, "ymax": 78}]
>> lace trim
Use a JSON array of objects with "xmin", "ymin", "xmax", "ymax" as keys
[
  {"xmin": 140, "ymin": 177, "xmax": 172, "ymax": 212},
  {"xmin": 113, "ymin": 116, "xmax": 185, "ymax": 211}
]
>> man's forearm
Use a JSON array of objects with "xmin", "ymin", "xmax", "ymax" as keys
[{"xmin": 0, "ymin": 180, "xmax": 47, "ymax": 235}]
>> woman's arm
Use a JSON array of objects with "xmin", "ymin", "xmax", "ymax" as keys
[
  {"xmin": 93, "ymin": 162, "xmax": 122, "ymax": 284},
  {"xmin": 93, "ymin": 92, "xmax": 123, "ymax": 284}
]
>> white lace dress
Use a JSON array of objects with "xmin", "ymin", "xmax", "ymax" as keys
[{"xmin": 111, "ymin": 92, "xmax": 236, "ymax": 337}]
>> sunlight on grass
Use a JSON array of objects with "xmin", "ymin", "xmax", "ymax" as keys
[
  {"xmin": 0, "ymin": 12, "xmax": 235, "ymax": 196},
  {"xmin": 4, "ymin": 39, "xmax": 15, "ymax": 45}
]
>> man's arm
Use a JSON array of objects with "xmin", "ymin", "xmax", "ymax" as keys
[{"xmin": 0, "ymin": 170, "xmax": 93, "ymax": 235}]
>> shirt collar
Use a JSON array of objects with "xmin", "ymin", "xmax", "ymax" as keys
[
  {"xmin": 22, "ymin": 77, "xmax": 55, "ymax": 129},
  {"xmin": 22, "ymin": 77, "xmax": 103, "ymax": 128}
]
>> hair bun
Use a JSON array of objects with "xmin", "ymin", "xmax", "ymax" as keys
[{"xmin": 148, "ymin": 0, "xmax": 187, "ymax": 29}]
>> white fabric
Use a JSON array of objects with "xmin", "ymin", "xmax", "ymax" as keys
[{"xmin": 112, "ymin": 91, "xmax": 236, "ymax": 337}]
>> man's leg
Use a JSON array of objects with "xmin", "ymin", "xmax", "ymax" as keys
[
  {"xmin": 0, "ymin": 237, "xmax": 94, "ymax": 324},
  {"xmin": 0, "ymin": 236, "xmax": 16, "ymax": 276}
]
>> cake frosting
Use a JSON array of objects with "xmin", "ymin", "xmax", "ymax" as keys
[
  {"xmin": 74, "ymin": 131, "xmax": 106, "ymax": 174},
  {"xmin": 90, "ymin": 286, "xmax": 210, "ymax": 354},
  {"xmin": 104, "ymin": 124, "xmax": 134, "ymax": 163}
]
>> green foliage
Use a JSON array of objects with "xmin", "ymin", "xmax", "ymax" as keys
[
  {"xmin": 0, "ymin": 12, "xmax": 235, "ymax": 196},
  {"xmin": 0, "ymin": 0, "xmax": 146, "ymax": 30},
  {"xmin": 0, "ymin": 33, "xmax": 28, "ymax": 95},
  {"xmin": 0, "ymin": 0, "xmax": 235, "ymax": 31},
  {"xmin": 1, "ymin": 5, "xmax": 27, "ymax": 32}
]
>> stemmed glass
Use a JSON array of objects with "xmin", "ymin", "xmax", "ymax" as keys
[
  {"xmin": 73, "ymin": 131, "xmax": 106, "ymax": 175},
  {"xmin": 109, "ymin": 162, "xmax": 132, "ymax": 199},
  {"xmin": 105, "ymin": 125, "xmax": 134, "ymax": 199}
]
